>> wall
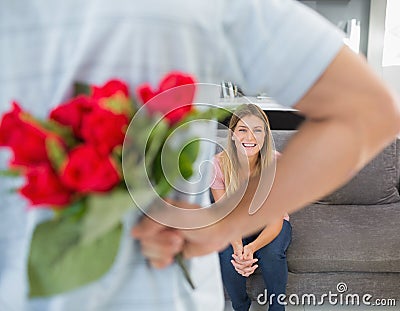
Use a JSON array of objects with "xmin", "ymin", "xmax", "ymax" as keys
[
  {"xmin": 367, "ymin": 0, "xmax": 400, "ymax": 94},
  {"xmin": 300, "ymin": 0, "xmax": 371, "ymax": 55},
  {"xmin": 382, "ymin": 0, "xmax": 400, "ymax": 94},
  {"xmin": 301, "ymin": 0, "xmax": 399, "ymax": 94},
  {"xmin": 383, "ymin": 67, "xmax": 400, "ymax": 95}
]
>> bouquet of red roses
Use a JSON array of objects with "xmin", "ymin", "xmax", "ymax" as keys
[{"xmin": 0, "ymin": 72, "xmax": 227, "ymax": 297}]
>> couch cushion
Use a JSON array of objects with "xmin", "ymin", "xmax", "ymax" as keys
[
  {"xmin": 320, "ymin": 140, "xmax": 400, "ymax": 205},
  {"xmin": 272, "ymin": 131, "xmax": 400, "ymax": 205},
  {"xmin": 271, "ymin": 130, "xmax": 295, "ymax": 153},
  {"xmin": 286, "ymin": 202, "xmax": 400, "ymax": 273}
]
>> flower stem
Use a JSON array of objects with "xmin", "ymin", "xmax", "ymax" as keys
[{"xmin": 175, "ymin": 252, "xmax": 196, "ymax": 290}]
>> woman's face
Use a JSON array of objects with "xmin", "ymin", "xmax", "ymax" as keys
[{"xmin": 232, "ymin": 115, "xmax": 266, "ymax": 158}]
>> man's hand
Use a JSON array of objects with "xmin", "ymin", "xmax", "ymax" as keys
[
  {"xmin": 131, "ymin": 198, "xmax": 231, "ymax": 268},
  {"xmin": 132, "ymin": 217, "xmax": 185, "ymax": 268},
  {"xmin": 132, "ymin": 213, "xmax": 230, "ymax": 267}
]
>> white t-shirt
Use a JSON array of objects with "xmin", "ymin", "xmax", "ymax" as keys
[{"xmin": 0, "ymin": 0, "xmax": 343, "ymax": 310}]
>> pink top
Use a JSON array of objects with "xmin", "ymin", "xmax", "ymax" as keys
[{"xmin": 211, "ymin": 151, "xmax": 290, "ymax": 221}]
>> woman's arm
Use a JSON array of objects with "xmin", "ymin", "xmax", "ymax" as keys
[
  {"xmin": 212, "ymin": 187, "xmax": 259, "ymax": 277},
  {"xmin": 231, "ymin": 219, "xmax": 283, "ymax": 277},
  {"xmin": 244, "ymin": 219, "xmax": 283, "ymax": 257},
  {"xmin": 211, "ymin": 157, "xmax": 284, "ymax": 258},
  {"xmin": 211, "ymin": 188, "xmax": 243, "ymax": 256}
]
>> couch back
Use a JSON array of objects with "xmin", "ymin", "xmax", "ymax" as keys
[{"xmin": 272, "ymin": 130, "xmax": 400, "ymax": 205}]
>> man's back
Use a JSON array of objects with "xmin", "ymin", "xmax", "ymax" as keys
[{"xmin": 0, "ymin": 1, "xmax": 346, "ymax": 310}]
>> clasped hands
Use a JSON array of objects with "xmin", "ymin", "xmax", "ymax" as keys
[{"xmin": 231, "ymin": 241, "xmax": 258, "ymax": 277}]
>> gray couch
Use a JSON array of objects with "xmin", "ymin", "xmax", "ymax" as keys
[{"xmin": 242, "ymin": 130, "xmax": 400, "ymax": 303}]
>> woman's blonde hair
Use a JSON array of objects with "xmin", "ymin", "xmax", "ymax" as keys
[{"xmin": 219, "ymin": 104, "xmax": 274, "ymax": 195}]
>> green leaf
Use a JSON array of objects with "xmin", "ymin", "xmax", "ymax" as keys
[
  {"xmin": 124, "ymin": 112, "xmax": 159, "ymax": 157},
  {"xmin": 73, "ymin": 82, "xmax": 92, "ymax": 96},
  {"xmin": 113, "ymin": 145, "xmax": 123, "ymax": 158},
  {"xmin": 28, "ymin": 216, "xmax": 122, "ymax": 297},
  {"xmin": 152, "ymin": 143, "xmax": 179, "ymax": 181},
  {"xmin": 151, "ymin": 151, "xmax": 165, "ymax": 186},
  {"xmin": 0, "ymin": 169, "xmax": 21, "ymax": 177},
  {"xmin": 7, "ymin": 188, "xmax": 19, "ymax": 194},
  {"xmin": 175, "ymin": 252, "xmax": 196, "ymax": 290},
  {"xmin": 101, "ymin": 94, "xmax": 136, "ymax": 117},
  {"xmin": 41, "ymin": 120, "xmax": 77, "ymax": 148},
  {"xmin": 45, "ymin": 136, "xmax": 67, "ymax": 172},
  {"xmin": 178, "ymin": 152, "xmax": 193, "ymax": 180},
  {"xmin": 181, "ymin": 140, "xmax": 199, "ymax": 162},
  {"xmin": 179, "ymin": 107, "xmax": 231, "ymax": 125},
  {"xmin": 154, "ymin": 181, "xmax": 171, "ymax": 197},
  {"xmin": 54, "ymin": 199, "xmax": 86, "ymax": 220},
  {"xmin": 80, "ymin": 189, "xmax": 133, "ymax": 245},
  {"xmin": 123, "ymin": 112, "xmax": 174, "ymax": 199},
  {"xmin": 179, "ymin": 140, "xmax": 199, "ymax": 179},
  {"xmin": 145, "ymin": 119, "xmax": 169, "ymax": 169},
  {"xmin": 126, "ymin": 187, "xmax": 157, "ymax": 213}
]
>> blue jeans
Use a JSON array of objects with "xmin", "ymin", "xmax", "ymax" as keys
[{"xmin": 219, "ymin": 220, "xmax": 292, "ymax": 311}]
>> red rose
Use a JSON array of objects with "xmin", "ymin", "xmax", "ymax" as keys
[
  {"xmin": 136, "ymin": 71, "xmax": 196, "ymax": 124},
  {"xmin": 81, "ymin": 106, "xmax": 129, "ymax": 155},
  {"xmin": 49, "ymin": 95, "xmax": 96, "ymax": 138},
  {"xmin": 0, "ymin": 102, "xmax": 54, "ymax": 167},
  {"xmin": 20, "ymin": 165, "xmax": 73, "ymax": 207},
  {"xmin": 91, "ymin": 79, "xmax": 129, "ymax": 100},
  {"xmin": 61, "ymin": 145, "xmax": 121, "ymax": 193}
]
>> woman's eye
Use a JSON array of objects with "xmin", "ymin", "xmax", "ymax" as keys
[{"xmin": 238, "ymin": 129, "xmax": 246, "ymax": 132}]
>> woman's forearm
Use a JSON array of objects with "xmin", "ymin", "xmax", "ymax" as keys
[{"xmin": 247, "ymin": 220, "xmax": 283, "ymax": 252}]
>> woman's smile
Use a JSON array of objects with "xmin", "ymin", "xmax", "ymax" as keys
[{"xmin": 242, "ymin": 143, "xmax": 257, "ymax": 148}]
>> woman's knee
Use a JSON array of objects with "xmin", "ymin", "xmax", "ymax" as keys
[
  {"xmin": 256, "ymin": 245, "xmax": 286, "ymax": 262},
  {"xmin": 256, "ymin": 223, "xmax": 292, "ymax": 259}
]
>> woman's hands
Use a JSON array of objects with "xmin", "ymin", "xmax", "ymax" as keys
[
  {"xmin": 231, "ymin": 239, "xmax": 243, "ymax": 257},
  {"xmin": 231, "ymin": 242, "xmax": 258, "ymax": 277}
]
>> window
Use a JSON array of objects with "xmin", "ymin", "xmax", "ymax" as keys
[{"xmin": 383, "ymin": 0, "xmax": 400, "ymax": 66}]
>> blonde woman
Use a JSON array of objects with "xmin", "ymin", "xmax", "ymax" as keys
[{"xmin": 211, "ymin": 104, "xmax": 291, "ymax": 311}]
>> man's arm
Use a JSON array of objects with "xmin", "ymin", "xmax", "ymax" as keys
[{"xmin": 133, "ymin": 46, "xmax": 400, "ymax": 262}]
